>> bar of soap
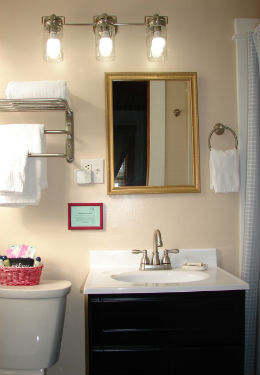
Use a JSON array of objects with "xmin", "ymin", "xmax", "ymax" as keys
[
  {"xmin": 182, "ymin": 262, "xmax": 208, "ymax": 271},
  {"xmin": 185, "ymin": 262, "xmax": 204, "ymax": 267}
]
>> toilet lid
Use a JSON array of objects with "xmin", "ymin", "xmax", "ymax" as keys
[{"xmin": 0, "ymin": 279, "xmax": 71, "ymax": 299}]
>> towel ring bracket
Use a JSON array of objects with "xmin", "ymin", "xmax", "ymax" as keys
[{"xmin": 208, "ymin": 123, "xmax": 238, "ymax": 150}]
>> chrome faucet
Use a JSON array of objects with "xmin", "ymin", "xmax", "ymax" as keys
[
  {"xmin": 132, "ymin": 229, "xmax": 179, "ymax": 271},
  {"xmin": 152, "ymin": 229, "xmax": 163, "ymax": 265}
]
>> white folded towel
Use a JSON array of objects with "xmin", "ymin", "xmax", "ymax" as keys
[
  {"xmin": 5, "ymin": 80, "xmax": 69, "ymax": 101},
  {"xmin": 210, "ymin": 148, "xmax": 240, "ymax": 193},
  {"xmin": 0, "ymin": 124, "xmax": 47, "ymax": 206}
]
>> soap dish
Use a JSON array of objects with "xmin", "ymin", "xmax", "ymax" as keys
[{"xmin": 181, "ymin": 262, "xmax": 208, "ymax": 271}]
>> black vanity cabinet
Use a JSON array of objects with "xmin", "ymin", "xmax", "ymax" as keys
[{"xmin": 88, "ymin": 291, "xmax": 245, "ymax": 375}]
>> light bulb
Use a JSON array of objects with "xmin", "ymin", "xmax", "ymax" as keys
[
  {"xmin": 46, "ymin": 32, "xmax": 61, "ymax": 59},
  {"xmin": 99, "ymin": 31, "xmax": 113, "ymax": 57},
  {"xmin": 151, "ymin": 31, "xmax": 166, "ymax": 58}
]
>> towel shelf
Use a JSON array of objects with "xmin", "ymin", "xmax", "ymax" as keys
[
  {"xmin": 0, "ymin": 98, "xmax": 74, "ymax": 163},
  {"xmin": 0, "ymin": 98, "xmax": 71, "ymax": 112},
  {"xmin": 208, "ymin": 123, "xmax": 238, "ymax": 150}
]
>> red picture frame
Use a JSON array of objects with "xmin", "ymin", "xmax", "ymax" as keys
[{"xmin": 68, "ymin": 203, "xmax": 103, "ymax": 230}]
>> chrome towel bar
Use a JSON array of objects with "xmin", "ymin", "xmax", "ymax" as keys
[{"xmin": 0, "ymin": 98, "xmax": 74, "ymax": 162}]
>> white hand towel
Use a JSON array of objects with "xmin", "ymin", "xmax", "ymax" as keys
[
  {"xmin": 0, "ymin": 126, "xmax": 28, "ymax": 192},
  {"xmin": 210, "ymin": 148, "xmax": 240, "ymax": 193},
  {"xmin": 5, "ymin": 80, "xmax": 69, "ymax": 101},
  {"xmin": 0, "ymin": 124, "xmax": 33, "ymax": 193},
  {"xmin": 0, "ymin": 124, "xmax": 47, "ymax": 206}
]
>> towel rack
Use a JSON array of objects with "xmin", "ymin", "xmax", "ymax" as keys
[
  {"xmin": 208, "ymin": 123, "xmax": 238, "ymax": 150},
  {"xmin": 0, "ymin": 98, "xmax": 74, "ymax": 162}
]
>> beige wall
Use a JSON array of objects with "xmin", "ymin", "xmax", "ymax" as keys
[{"xmin": 0, "ymin": 0, "xmax": 259, "ymax": 374}]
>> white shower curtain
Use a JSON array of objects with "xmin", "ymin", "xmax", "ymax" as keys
[{"xmin": 242, "ymin": 24, "xmax": 260, "ymax": 375}]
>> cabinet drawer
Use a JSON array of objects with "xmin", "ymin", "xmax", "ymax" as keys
[
  {"xmin": 90, "ymin": 344, "xmax": 244, "ymax": 375},
  {"xmin": 89, "ymin": 291, "xmax": 244, "ymax": 347}
]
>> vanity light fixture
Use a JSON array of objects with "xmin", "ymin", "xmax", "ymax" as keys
[
  {"xmin": 93, "ymin": 14, "xmax": 117, "ymax": 62},
  {"xmin": 42, "ymin": 14, "xmax": 65, "ymax": 62},
  {"xmin": 145, "ymin": 14, "xmax": 168, "ymax": 62},
  {"xmin": 42, "ymin": 13, "xmax": 168, "ymax": 62}
]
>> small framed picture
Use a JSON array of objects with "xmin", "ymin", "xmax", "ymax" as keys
[{"xmin": 68, "ymin": 203, "xmax": 103, "ymax": 230}]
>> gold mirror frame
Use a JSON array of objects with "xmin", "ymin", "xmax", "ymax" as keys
[{"xmin": 105, "ymin": 72, "xmax": 200, "ymax": 194}]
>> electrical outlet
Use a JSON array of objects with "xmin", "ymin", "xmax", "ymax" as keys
[
  {"xmin": 81, "ymin": 159, "xmax": 104, "ymax": 184},
  {"xmin": 82, "ymin": 162, "xmax": 92, "ymax": 172}
]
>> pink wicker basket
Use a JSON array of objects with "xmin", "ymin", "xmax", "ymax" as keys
[{"xmin": 0, "ymin": 265, "xmax": 43, "ymax": 286}]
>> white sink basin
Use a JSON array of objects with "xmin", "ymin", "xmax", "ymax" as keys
[{"xmin": 111, "ymin": 269, "xmax": 210, "ymax": 284}]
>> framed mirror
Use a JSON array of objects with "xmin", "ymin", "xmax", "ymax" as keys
[{"xmin": 105, "ymin": 72, "xmax": 200, "ymax": 194}]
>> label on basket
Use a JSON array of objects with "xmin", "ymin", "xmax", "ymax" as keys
[
  {"xmin": 9, "ymin": 258, "xmax": 34, "ymax": 267},
  {"xmin": 11, "ymin": 264, "xmax": 32, "ymax": 268}
]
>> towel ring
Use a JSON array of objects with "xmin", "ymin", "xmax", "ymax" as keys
[{"xmin": 208, "ymin": 123, "xmax": 238, "ymax": 150}]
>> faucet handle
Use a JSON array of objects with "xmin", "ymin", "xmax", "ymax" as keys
[
  {"xmin": 132, "ymin": 249, "xmax": 143, "ymax": 254},
  {"xmin": 161, "ymin": 249, "xmax": 179, "ymax": 265},
  {"xmin": 166, "ymin": 249, "xmax": 179, "ymax": 254},
  {"xmin": 132, "ymin": 249, "xmax": 150, "ymax": 265}
]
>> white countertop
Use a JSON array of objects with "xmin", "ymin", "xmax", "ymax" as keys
[{"xmin": 84, "ymin": 249, "xmax": 249, "ymax": 294}]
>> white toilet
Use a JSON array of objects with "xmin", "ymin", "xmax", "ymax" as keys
[{"xmin": 0, "ymin": 279, "xmax": 71, "ymax": 375}]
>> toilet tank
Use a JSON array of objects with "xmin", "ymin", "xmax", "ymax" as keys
[{"xmin": 0, "ymin": 280, "xmax": 71, "ymax": 370}]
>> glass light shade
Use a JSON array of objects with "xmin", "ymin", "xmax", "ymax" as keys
[
  {"xmin": 95, "ymin": 24, "xmax": 115, "ymax": 62},
  {"xmin": 43, "ymin": 17, "xmax": 64, "ymax": 63},
  {"xmin": 46, "ymin": 32, "xmax": 61, "ymax": 59},
  {"xmin": 146, "ymin": 24, "xmax": 167, "ymax": 62},
  {"xmin": 151, "ymin": 31, "xmax": 166, "ymax": 58},
  {"xmin": 99, "ymin": 31, "xmax": 113, "ymax": 57}
]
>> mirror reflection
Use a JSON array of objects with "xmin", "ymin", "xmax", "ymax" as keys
[{"xmin": 105, "ymin": 73, "xmax": 200, "ymax": 194}]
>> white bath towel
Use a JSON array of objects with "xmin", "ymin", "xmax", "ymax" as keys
[
  {"xmin": 5, "ymin": 80, "xmax": 69, "ymax": 101},
  {"xmin": 0, "ymin": 124, "xmax": 47, "ymax": 206},
  {"xmin": 210, "ymin": 148, "xmax": 240, "ymax": 193}
]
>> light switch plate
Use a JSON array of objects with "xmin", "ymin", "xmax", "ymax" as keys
[{"xmin": 81, "ymin": 159, "xmax": 104, "ymax": 184}]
